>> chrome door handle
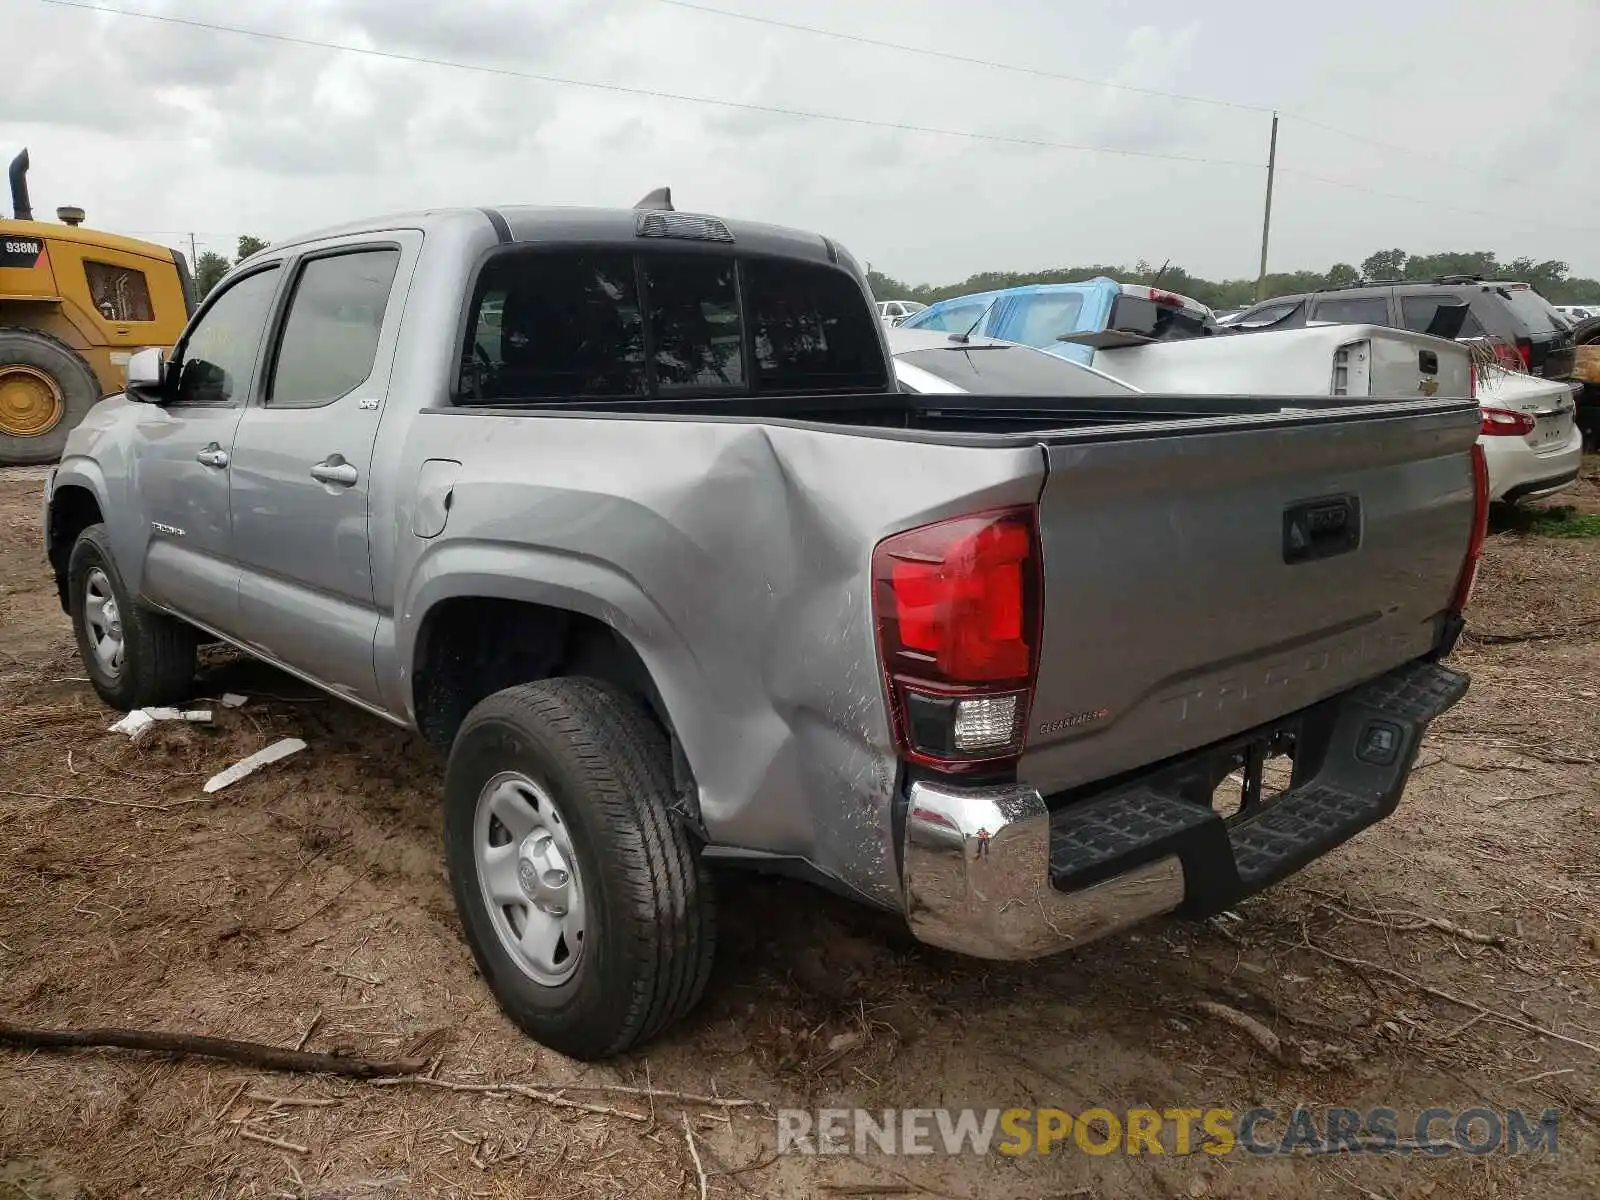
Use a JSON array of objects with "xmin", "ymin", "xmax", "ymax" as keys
[
  {"xmin": 196, "ymin": 445, "xmax": 229, "ymax": 468},
  {"xmin": 311, "ymin": 456, "xmax": 358, "ymax": 487}
]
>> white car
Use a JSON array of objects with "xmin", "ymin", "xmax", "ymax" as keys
[
  {"xmin": 876, "ymin": 299, "xmax": 926, "ymax": 326},
  {"xmin": 1555, "ymin": 305, "xmax": 1596, "ymax": 324},
  {"xmin": 1475, "ymin": 369, "xmax": 1583, "ymax": 503}
]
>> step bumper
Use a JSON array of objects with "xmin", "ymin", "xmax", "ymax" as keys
[{"xmin": 901, "ymin": 658, "xmax": 1468, "ymax": 960}]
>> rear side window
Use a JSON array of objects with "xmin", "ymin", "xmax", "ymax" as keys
[
  {"xmin": 1313, "ymin": 296, "xmax": 1390, "ymax": 325},
  {"xmin": 459, "ymin": 251, "xmax": 883, "ymax": 402},
  {"xmin": 84, "ymin": 261, "xmax": 154, "ymax": 322},
  {"xmin": 1401, "ymin": 295, "xmax": 1486, "ymax": 338},
  {"xmin": 1007, "ymin": 293, "xmax": 1085, "ymax": 347},
  {"xmin": 269, "ymin": 249, "xmax": 401, "ymax": 408},
  {"xmin": 1498, "ymin": 286, "xmax": 1565, "ymax": 334}
]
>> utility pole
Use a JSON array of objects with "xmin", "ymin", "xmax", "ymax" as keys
[
  {"xmin": 188, "ymin": 232, "xmax": 197, "ymax": 264},
  {"xmin": 1255, "ymin": 111, "xmax": 1279, "ymax": 303}
]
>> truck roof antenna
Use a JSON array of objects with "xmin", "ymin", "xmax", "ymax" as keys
[{"xmin": 634, "ymin": 187, "xmax": 674, "ymax": 212}]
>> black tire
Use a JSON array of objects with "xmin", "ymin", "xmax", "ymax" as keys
[
  {"xmin": 68, "ymin": 524, "xmax": 198, "ymax": 711},
  {"xmin": 444, "ymin": 678, "xmax": 715, "ymax": 1060},
  {"xmin": 1571, "ymin": 316, "xmax": 1600, "ymax": 346},
  {"xmin": 0, "ymin": 327, "xmax": 101, "ymax": 466}
]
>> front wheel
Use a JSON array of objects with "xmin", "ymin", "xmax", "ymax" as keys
[
  {"xmin": 68, "ymin": 524, "xmax": 197, "ymax": 710},
  {"xmin": 444, "ymin": 678, "xmax": 716, "ymax": 1060}
]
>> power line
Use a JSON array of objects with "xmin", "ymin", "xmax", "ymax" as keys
[
  {"xmin": 122, "ymin": 229, "xmax": 236, "ymax": 239},
  {"xmin": 655, "ymin": 0, "xmax": 1271, "ymax": 114},
  {"xmin": 30, "ymin": 0, "xmax": 1266, "ymax": 171},
  {"xmin": 33, "ymin": 0, "xmax": 1590, "ymax": 238},
  {"xmin": 1277, "ymin": 167, "xmax": 1600, "ymax": 236},
  {"xmin": 653, "ymin": 0, "xmax": 1550, "ymax": 194},
  {"xmin": 1282, "ymin": 113, "xmax": 1536, "ymax": 192}
]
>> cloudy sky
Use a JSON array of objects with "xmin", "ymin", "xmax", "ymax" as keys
[{"xmin": 7, "ymin": 0, "xmax": 1599, "ymax": 285}]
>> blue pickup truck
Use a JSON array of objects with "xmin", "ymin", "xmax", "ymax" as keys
[{"xmin": 898, "ymin": 278, "xmax": 1215, "ymax": 364}]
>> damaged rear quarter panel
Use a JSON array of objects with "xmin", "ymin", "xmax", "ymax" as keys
[{"xmin": 390, "ymin": 410, "xmax": 1044, "ymax": 908}]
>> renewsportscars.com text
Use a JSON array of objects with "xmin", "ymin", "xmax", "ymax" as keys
[{"xmin": 777, "ymin": 1106, "xmax": 1559, "ymax": 1157}]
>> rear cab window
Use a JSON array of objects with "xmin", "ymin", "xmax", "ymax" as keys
[
  {"xmin": 459, "ymin": 250, "xmax": 885, "ymax": 403},
  {"xmin": 1106, "ymin": 292, "xmax": 1212, "ymax": 343}
]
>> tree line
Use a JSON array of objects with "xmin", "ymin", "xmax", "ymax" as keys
[
  {"xmin": 868, "ymin": 249, "xmax": 1600, "ymax": 311},
  {"xmin": 194, "ymin": 235, "xmax": 270, "ymax": 297}
]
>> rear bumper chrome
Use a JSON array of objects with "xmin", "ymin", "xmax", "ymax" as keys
[
  {"xmin": 903, "ymin": 781, "xmax": 1186, "ymax": 959},
  {"xmin": 901, "ymin": 658, "xmax": 1468, "ymax": 961}
]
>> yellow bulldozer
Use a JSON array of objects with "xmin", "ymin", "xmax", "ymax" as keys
[
  {"xmin": 1573, "ymin": 315, "xmax": 1600, "ymax": 450},
  {"xmin": 0, "ymin": 148, "xmax": 193, "ymax": 465}
]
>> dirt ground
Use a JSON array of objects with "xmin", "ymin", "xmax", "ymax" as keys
[{"xmin": 3, "ymin": 463, "xmax": 1600, "ymax": 1200}]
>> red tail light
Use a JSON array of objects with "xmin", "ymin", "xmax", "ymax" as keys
[
  {"xmin": 872, "ymin": 507, "xmax": 1041, "ymax": 771},
  {"xmin": 1479, "ymin": 406, "xmax": 1536, "ymax": 436},
  {"xmin": 1516, "ymin": 338, "xmax": 1533, "ymax": 372},
  {"xmin": 1449, "ymin": 443, "xmax": 1490, "ymax": 617}
]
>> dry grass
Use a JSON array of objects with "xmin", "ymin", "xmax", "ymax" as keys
[{"xmin": 3, "ymin": 468, "xmax": 1600, "ymax": 1198}]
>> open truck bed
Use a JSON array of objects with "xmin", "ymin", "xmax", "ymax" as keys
[{"xmin": 427, "ymin": 386, "xmax": 1479, "ymax": 797}]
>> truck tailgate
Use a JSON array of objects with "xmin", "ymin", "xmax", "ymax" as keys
[
  {"xmin": 1020, "ymin": 399, "xmax": 1479, "ymax": 796},
  {"xmin": 1099, "ymin": 325, "xmax": 1472, "ymax": 400}
]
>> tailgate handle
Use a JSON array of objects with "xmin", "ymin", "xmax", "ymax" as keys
[
  {"xmin": 1418, "ymin": 349, "xmax": 1439, "ymax": 375},
  {"xmin": 1283, "ymin": 496, "xmax": 1361, "ymax": 564}
]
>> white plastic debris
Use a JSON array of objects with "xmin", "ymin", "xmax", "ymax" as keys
[
  {"xmin": 109, "ymin": 706, "xmax": 213, "ymax": 740},
  {"xmin": 145, "ymin": 707, "xmax": 214, "ymax": 723},
  {"xmin": 219, "ymin": 693, "xmax": 249, "ymax": 708},
  {"xmin": 108, "ymin": 710, "xmax": 156, "ymax": 741},
  {"xmin": 203, "ymin": 738, "xmax": 307, "ymax": 794}
]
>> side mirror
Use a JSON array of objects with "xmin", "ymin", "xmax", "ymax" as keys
[{"xmin": 125, "ymin": 347, "xmax": 169, "ymax": 403}]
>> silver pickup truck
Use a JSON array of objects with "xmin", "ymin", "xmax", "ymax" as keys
[{"xmin": 43, "ymin": 197, "xmax": 1485, "ymax": 1059}]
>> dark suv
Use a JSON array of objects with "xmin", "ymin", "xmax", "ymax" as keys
[{"xmin": 1226, "ymin": 275, "xmax": 1576, "ymax": 380}]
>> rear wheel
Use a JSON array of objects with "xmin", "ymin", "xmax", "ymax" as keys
[
  {"xmin": 0, "ymin": 328, "xmax": 101, "ymax": 466},
  {"xmin": 444, "ymin": 678, "xmax": 715, "ymax": 1060}
]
